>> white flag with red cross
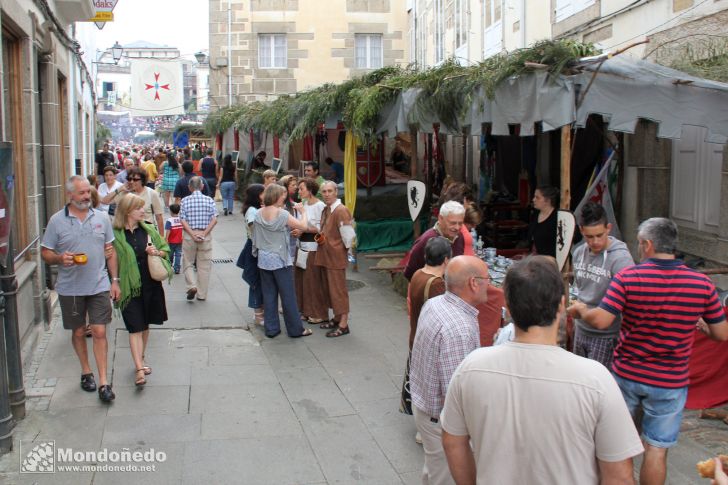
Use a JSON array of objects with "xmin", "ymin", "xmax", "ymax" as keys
[{"xmin": 129, "ymin": 59, "xmax": 184, "ymax": 117}]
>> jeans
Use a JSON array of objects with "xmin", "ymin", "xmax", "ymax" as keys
[
  {"xmin": 205, "ymin": 178, "xmax": 218, "ymax": 200},
  {"xmin": 259, "ymin": 266, "xmax": 305, "ymax": 337},
  {"xmin": 613, "ymin": 374, "xmax": 687, "ymax": 448},
  {"xmin": 248, "ymin": 281, "xmax": 263, "ymax": 309},
  {"xmin": 220, "ymin": 181, "xmax": 236, "ymax": 212},
  {"xmin": 168, "ymin": 243, "xmax": 182, "ymax": 272}
]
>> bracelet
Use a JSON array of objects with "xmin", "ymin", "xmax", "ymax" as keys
[{"xmin": 112, "ymin": 277, "xmax": 120, "ymax": 281}]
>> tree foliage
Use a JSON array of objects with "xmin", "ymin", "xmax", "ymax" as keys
[{"xmin": 204, "ymin": 39, "xmax": 599, "ymax": 145}]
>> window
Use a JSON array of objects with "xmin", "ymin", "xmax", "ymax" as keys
[
  {"xmin": 555, "ymin": 0, "xmax": 596, "ymax": 23},
  {"xmin": 483, "ymin": 0, "xmax": 503, "ymax": 58},
  {"xmin": 454, "ymin": 0, "xmax": 467, "ymax": 49},
  {"xmin": 258, "ymin": 34, "xmax": 287, "ymax": 69},
  {"xmin": 434, "ymin": 0, "xmax": 445, "ymax": 64},
  {"xmin": 670, "ymin": 125, "xmax": 722, "ymax": 234},
  {"xmin": 417, "ymin": 13, "xmax": 428, "ymax": 68},
  {"xmin": 355, "ymin": 34, "xmax": 383, "ymax": 69}
]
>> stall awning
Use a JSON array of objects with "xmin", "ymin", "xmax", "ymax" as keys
[
  {"xmin": 574, "ymin": 56, "xmax": 728, "ymax": 144},
  {"xmin": 375, "ymin": 56, "xmax": 728, "ymax": 143}
]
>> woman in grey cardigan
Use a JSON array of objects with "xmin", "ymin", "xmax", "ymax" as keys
[{"xmin": 252, "ymin": 184, "xmax": 313, "ymax": 338}]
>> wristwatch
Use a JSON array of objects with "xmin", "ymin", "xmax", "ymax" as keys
[{"xmin": 112, "ymin": 277, "xmax": 120, "ymax": 282}]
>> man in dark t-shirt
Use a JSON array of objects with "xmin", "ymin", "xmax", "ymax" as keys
[
  {"xmin": 95, "ymin": 143, "xmax": 115, "ymax": 175},
  {"xmin": 174, "ymin": 161, "xmax": 209, "ymax": 203}
]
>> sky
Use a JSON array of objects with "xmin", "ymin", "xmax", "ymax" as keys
[{"xmin": 94, "ymin": 0, "xmax": 209, "ymax": 60}]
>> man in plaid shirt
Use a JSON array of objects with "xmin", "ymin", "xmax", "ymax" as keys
[
  {"xmin": 180, "ymin": 177, "xmax": 217, "ymax": 301},
  {"xmin": 409, "ymin": 255, "xmax": 489, "ymax": 485}
]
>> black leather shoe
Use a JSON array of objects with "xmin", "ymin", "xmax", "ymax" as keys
[
  {"xmin": 98, "ymin": 384, "xmax": 115, "ymax": 402},
  {"xmin": 80, "ymin": 373, "xmax": 96, "ymax": 392}
]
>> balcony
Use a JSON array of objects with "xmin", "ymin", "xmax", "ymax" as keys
[{"xmin": 55, "ymin": 0, "xmax": 95, "ymax": 25}]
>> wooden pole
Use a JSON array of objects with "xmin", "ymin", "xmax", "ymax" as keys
[{"xmin": 560, "ymin": 125, "xmax": 571, "ymax": 210}]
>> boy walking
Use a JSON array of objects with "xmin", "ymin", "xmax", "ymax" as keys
[{"xmin": 165, "ymin": 204, "xmax": 183, "ymax": 274}]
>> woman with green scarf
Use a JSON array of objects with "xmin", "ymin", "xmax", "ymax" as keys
[{"xmin": 113, "ymin": 193, "xmax": 171, "ymax": 386}]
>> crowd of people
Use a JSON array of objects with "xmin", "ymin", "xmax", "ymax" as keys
[
  {"xmin": 401, "ymin": 186, "xmax": 728, "ymax": 484},
  {"xmin": 40, "ymin": 141, "xmax": 727, "ymax": 483}
]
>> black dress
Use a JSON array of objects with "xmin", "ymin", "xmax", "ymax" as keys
[
  {"xmin": 121, "ymin": 227, "xmax": 168, "ymax": 333},
  {"xmin": 528, "ymin": 209, "xmax": 557, "ymax": 258}
]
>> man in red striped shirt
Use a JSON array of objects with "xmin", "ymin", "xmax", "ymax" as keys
[{"xmin": 570, "ymin": 217, "xmax": 728, "ymax": 485}]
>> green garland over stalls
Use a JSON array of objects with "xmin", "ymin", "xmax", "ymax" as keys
[{"xmin": 204, "ymin": 40, "xmax": 599, "ymax": 145}]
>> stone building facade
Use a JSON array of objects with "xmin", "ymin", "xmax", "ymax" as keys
[
  {"xmin": 207, "ymin": 0, "xmax": 409, "ymax": 111},
  {"xmin": 1, "ymin": 0, "xmax": 97, "ymax": 361}
]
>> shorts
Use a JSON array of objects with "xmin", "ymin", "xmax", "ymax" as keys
[
  {"xmin": 613, "ymin": 374, "xmax": 687, "ymax": 448},
  {"xmin": 59, "ymin": 292, "xmax": 112, "ymax": 329}
]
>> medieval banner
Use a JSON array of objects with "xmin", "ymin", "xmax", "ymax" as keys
[{"xmin": 129, "ymin": 59, "xmax": 184, "ymax": 117}]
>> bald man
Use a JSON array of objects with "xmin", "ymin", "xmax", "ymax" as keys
[{"xmin": 409, "ymin": 255, "xmax": 490, "ymax": 485}]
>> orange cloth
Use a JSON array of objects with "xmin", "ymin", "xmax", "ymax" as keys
[
  {"xmin": 462, "ymin": 225, "xmax": 474, "ymax": 256},
  {"xmin": 477, "ymin": 285, "xmax": 505, "ymax": 347}
]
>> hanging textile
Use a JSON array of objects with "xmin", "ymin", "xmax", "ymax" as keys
[
  {"xmin": 302, "ymin": 134, "xmax": 314, "ymax": 161},
  {"xmin": 344, "ymin": 131, "xmax": 358, "ymax": 215}
]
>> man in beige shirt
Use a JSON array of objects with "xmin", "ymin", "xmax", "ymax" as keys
[{"xmin": 441, "ymin": 255, "xmax": 643, "ymax": 485}]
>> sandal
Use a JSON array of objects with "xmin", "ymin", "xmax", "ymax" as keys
[
  {"xmin": 141, "ymin": 365, "xmax": 152, "ymax": 376},
  {"xmin": 319, "ymin": 321, "xmax": 337, "ymax": 329},
  {"xmin": 254, "ymin": 309, "xmax": 264, "ymax": 326},
  {"xmin": 135, "ymin": 369, "xmax": 147, "ymax": 387},
  {"xmin": 292, "ymin": 328, "xmax": 313, "ymax": 338},
  {"xmin": 326, "ymin": 326, "xmax": 350, "ymax": 338},
  {"xmin": 307, "ymin": 317, "xmax": 326, "ymax": 324}
]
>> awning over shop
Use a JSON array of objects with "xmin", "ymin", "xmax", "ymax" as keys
[
  {"xmin": 375, "ymin": 56, "xmax": 728, "ymax": 143},
  {"xmin": 574, "ymin": 56, "xmax": 728, "ymax": 144}
]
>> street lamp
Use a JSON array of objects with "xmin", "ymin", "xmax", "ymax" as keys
[
  {"xmin": 194, "ymin": 51, "xmax": 207, "ymax": 64},
  {"xmin": 111, "ymin": 41, "xmax": 123, "ymax": 64}
]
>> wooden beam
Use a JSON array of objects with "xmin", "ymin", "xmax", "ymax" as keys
[{"xmin": 560, "ymin": 125, "xmax": 571, "ymax": 210}]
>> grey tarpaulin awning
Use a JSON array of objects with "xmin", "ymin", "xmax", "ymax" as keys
[
  {"xmin": 466, "ymin": 70, "xmax": 576, "ymax": 136},
  {"xmin": 574, "ymin": 56, "xmax": 728, "ymax": 144},
  {"xmin": 374, "ymin": 56, "xmax": 728, "ymax": 143},
  {"xmin": 377, "ymin": 88, "xmax": 461, "ymax": 136}
]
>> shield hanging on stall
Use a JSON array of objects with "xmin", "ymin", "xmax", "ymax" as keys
[
  {"xmin": 406, "ymin": 180, "xmax": 426, "ymax": 222},
  {"xmin": 556, "ymin": 210, "xmax": 576, "ymax": 271},
  {"xmin": 355, "ymin": 142, "xmax": 385, "ymax": 187}
]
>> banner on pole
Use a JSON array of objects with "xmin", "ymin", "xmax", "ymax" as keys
[
  {"xmin": 129, "ymin": 59, "xmax": 184, "ymax": 117},
  {"xmin": 573, "ymin": 151, "xmax": 622, "ymax": 240}
]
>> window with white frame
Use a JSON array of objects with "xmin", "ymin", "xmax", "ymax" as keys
[
  {"xmin": 355, "ymin": 34, "xmax": 383, "ymax": 69},
  {"xmin": 258, "ymin": 34, "xmax": 287, "ymax": 69},
  {"xmin": 455, "ymin": 0, "xmax": 467, "ymax": 49},
  {"xmin": 435, "ymin": 0, "xmax": 444, "ymax": 64},
  {"xmin": 417, "ymin": 13, "xmax": 428, "ymax": 68},
  {"xmin": 554, "ymin": 0, "xmax": 596, "ymax": 23},
  {"xmin": 483, "ymin": 0, "xmax": 502, "ymax": 59}
]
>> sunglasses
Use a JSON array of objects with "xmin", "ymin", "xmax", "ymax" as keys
[{"xmin": 129, "ymin": 178, "xmax": 142, "ymax": 181}]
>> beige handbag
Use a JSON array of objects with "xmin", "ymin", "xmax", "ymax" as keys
[
  {"xmin": 147, "ymin": 235, "xmax": 169, "ymax": 281},
  {"xmin": 295, "ymin": 248, "xmax": 308, "ymax": 269}
]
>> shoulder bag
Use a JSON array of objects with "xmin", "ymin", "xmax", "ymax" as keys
[{"xmin": 147, "ymin": 234, "xmax": 169, "ymax": 281}]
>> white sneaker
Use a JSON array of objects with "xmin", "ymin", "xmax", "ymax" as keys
[{"xmin": 415, "ymin": 431, "xmax": 422, "ymax": 444}]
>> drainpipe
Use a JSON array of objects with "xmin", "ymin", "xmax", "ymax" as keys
[{"xmin": 228, "ymin": 0, "xmax": 232, "ymax": 108}]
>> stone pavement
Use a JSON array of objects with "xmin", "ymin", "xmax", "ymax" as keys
[{"xmin": 0, "ymin": 203, "xmax": 724, "ymax": 484}]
